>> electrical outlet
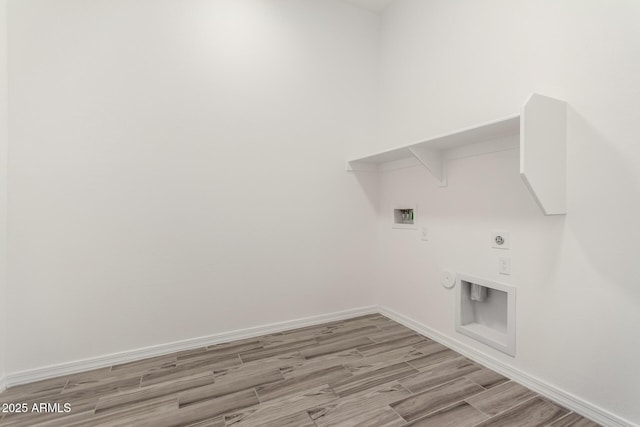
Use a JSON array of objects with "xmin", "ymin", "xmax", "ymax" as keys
[
  {"xmin": 499, "ymin": 257, "xmax": 511, "ymax": 275},
  {"xmin": 491, "ymin": 231, "xmax": 510, "ymax": 249},
  {"xmin": 421, "ymin": 227, "xmax": 429, "ymax": 241}
]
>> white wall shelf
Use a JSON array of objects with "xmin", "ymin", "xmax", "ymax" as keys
[{"xmin": 347, "ymin": 93, "xmax": 567, "ymax": 215}]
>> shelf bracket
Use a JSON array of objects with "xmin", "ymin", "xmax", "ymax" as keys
[{"xmin": 409, "ymin": 146, "xmax": 447, "ymax": 187}]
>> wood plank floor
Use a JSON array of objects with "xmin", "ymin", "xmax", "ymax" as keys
[{"xmin": 0, "ymin": 314, "xmax": 600, "ymax": 427}]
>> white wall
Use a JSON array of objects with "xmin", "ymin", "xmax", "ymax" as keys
[
  {"xmin": 5, "ymin": 0, "xmax": 639, "ymax": 423},
  {"xmin": 6, "ymin": 0, "xmax": 380, "ymax": 373},
  {"xmin": 376, "ymin": 0, "xmax": 640, "ymax": 424},
  {"xmin": 0, "ymin": 0, "xmax": 7, "ymax": 389}
]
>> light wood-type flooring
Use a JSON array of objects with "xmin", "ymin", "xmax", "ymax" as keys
[{"xmin": 0, "ymin": 314, "xmax": 600, "ymax": 426}]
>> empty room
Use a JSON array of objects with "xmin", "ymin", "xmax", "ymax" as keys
[{"xmin": 0, "ymin": 0, "xmax": 638, "ymax": 426}]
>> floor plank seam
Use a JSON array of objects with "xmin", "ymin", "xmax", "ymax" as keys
[
  {"xmin": 0, "ymin": 315, "xmax": 598, "ymax": 427},
  {"xmin": 462, "ymin": 375, "xmax": 489, "ymax": 390},
  {"xmin": 387, "ymin": 401, "xmax": 408, "ymax": 424},
  {"xmin": 252, "ymin": 387, "xmax": 261, "ymax": 405},
  {"xmin": 470, "ymin": 393, "xmax": 548, "ymax": 426}
]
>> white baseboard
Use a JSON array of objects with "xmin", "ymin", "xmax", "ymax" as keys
[
  {"xmin": 3, "ymin": 304, "xmax": 634, "ymax": 427},
  {"xmin": 378, "ymin": 306, "xmax": 635, "ymax": 427},
  {"xmin": 3, "ymin": 305, "xmax": 378, "ymax": 389}
]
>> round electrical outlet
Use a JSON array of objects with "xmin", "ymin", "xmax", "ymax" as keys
[{"xmin": 440, "ymin": 270, "xmax": 456, "ymax": 289}]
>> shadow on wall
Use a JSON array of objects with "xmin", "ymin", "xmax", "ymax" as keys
[
  {"xmin": 567, "ymin": 107, "xmax": 640, "ymax": 300},
  {"xmin": 349, "ymin": 169, "xmax": 379, "ymax": 211}
]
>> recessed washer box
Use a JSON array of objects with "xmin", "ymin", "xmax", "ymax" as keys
[
  {"xmin": 455, "ymin": 274, "xmax": 516, "ymax": 356},
  {"xmin": 392, "ymin": 205, "xmax": 417, "ymax": 229}
]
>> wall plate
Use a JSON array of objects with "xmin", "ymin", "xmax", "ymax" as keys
[
  {"xmin": 499, "ymin": 257, "xmax": 512, "ymax": 275},
  {"xmin": 440, "ymin": 270, "xmax": 456, "ymax": 289},
  {"xmin": 491, "ymin": 231, "xmax": 510, "ymax": 249},
  {"xmin": 420, "ymin": 227, "xmax": 429, "ymax": 241}
]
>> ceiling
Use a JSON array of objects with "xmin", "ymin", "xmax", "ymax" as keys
[{"xmin": 343, "ymin": 0, "xmax": 396, "ymax": 13}]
